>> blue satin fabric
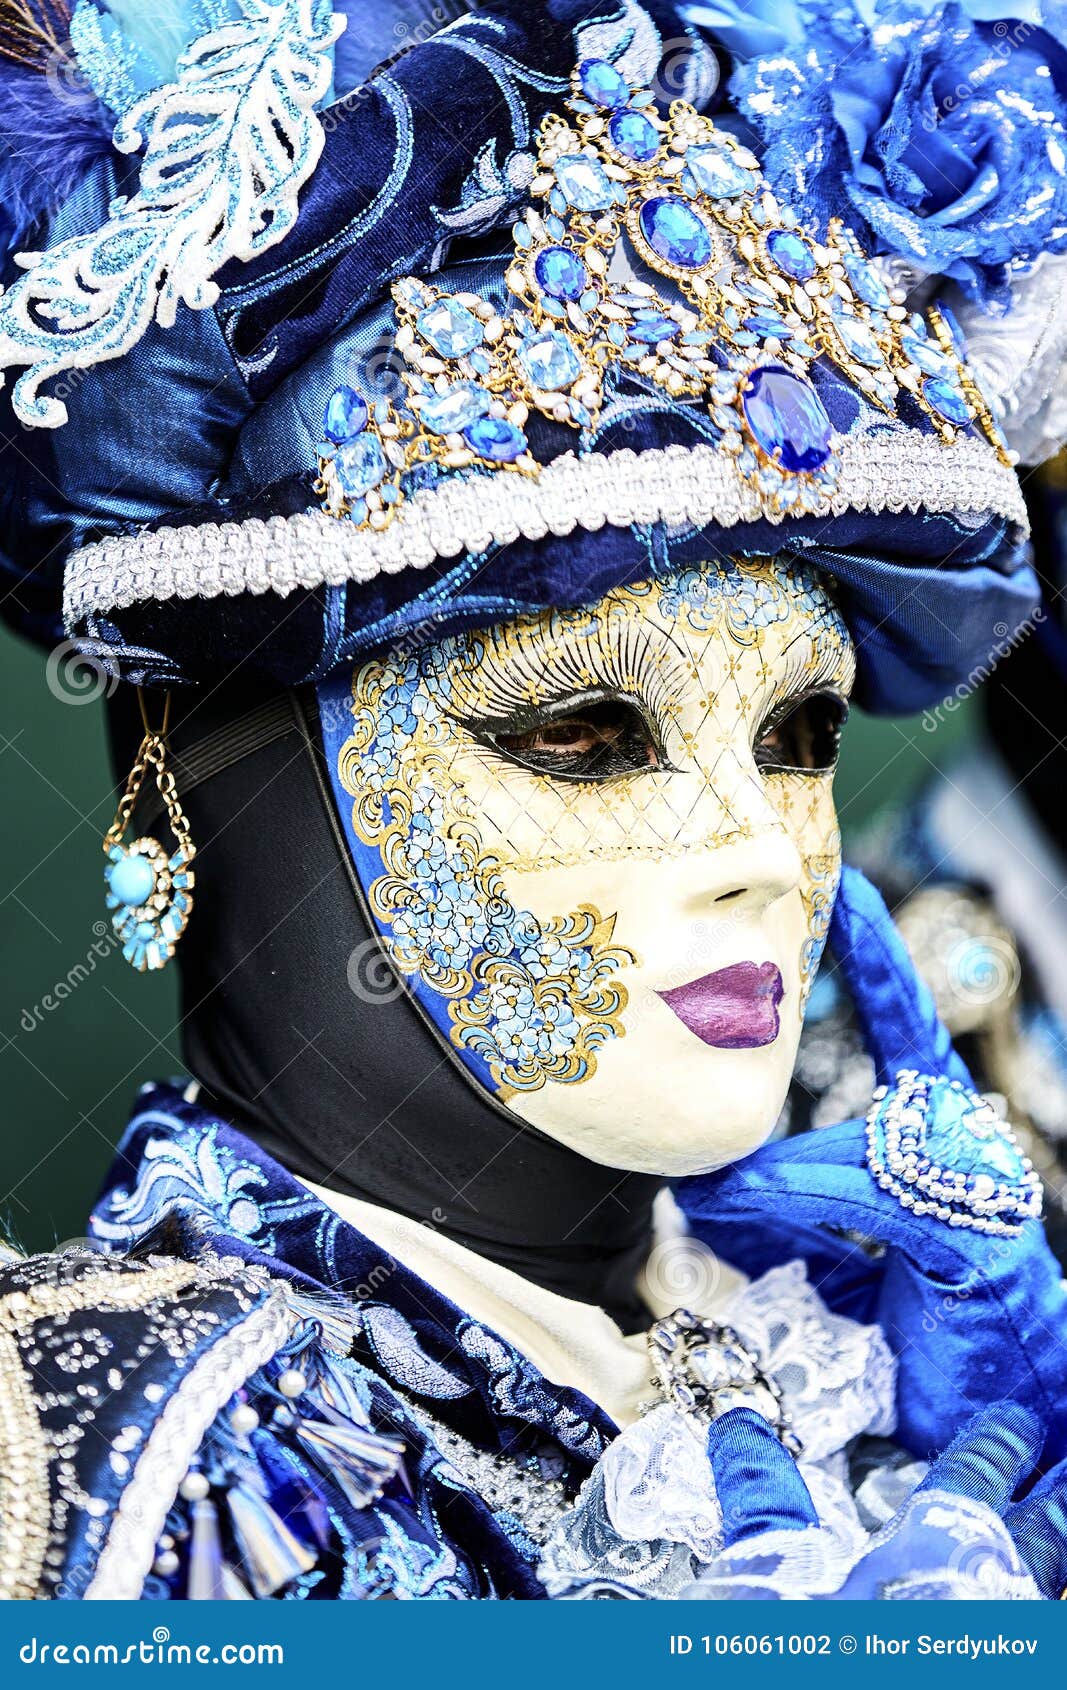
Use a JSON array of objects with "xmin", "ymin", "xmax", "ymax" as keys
[
  {"xmin": 676, "ymin": 869, "xmax": 1067, "ymax": 1465},
  {"xmin": 708, "ymin": 1411, "xmax": 819, "ymax": 1546}
]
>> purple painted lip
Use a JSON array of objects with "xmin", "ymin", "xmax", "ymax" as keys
[{"xmin": 657, "ymin": 961, "xmax": 784, "ymax": 1049}]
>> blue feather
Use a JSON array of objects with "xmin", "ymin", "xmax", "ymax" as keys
[{"xmin": 0, "ymin": 59, "xmax": 112, "ymax": 252}]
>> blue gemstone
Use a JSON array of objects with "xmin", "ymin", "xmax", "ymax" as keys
[
  {"xmin": 107, "ymin": 852, "xmax": 156, "ymax": 908},
  {"xmin": 323, "ymin": 385, "xmax": 368, "ymax": 445},
  {"xmin": 519, "ymin": 330, "xmax": 581, "ymax": 391},
  {"xmin": 336, "ymin": 434, "xmax": 387, "ymax": 496},
  {"xmin": 766, "ymin": 228, "xmax": 816, "ymax": 282},
  {"xmin": 578, "ymin": 58, "xmax": 629, "ymax": 108},
  {"xmin": 832, "ymin": 311, "xmax": 884, "ymax": 368},
  {"xmin": 742, "ymin": 364, "xmax": 833, "ymax": 473},
  {"xmin": 686, "ymin": 143, "xmax": 753, "ymax": 199},
  {"xmin": 901, "ymin": 329, "xmax": 955, "ymax": 377},
  {"xmin": 923, "ymin": 376, "xmax": 971, "ymax": 426},
  {"xmin": 938, "ymin": 302, "xmax": 967, "ymax": 356},
  {"xmin": 638, "ymin": 196, "xmax": 713, "ymax": 269},
  {"xmin": 608, "ymin": 109, "xmax": 659, "ymax": 163},
  {"xmin": 464, "ymin": 417, "xmax": 528, "ymax": 461},
  {"xmin": 843, "ymin": 253, "xmax": 890, "ymax": 311},
  {"xmin": 417, "ymin": 298, "xmax": 484, "ymax": 358},
  {"xmin": 744, "ymin": 311, "xmax": 791, "ymax": 339},
  {"xmin": 554, "ymin": 154, "xmax": 614, "ymax": 212},
  {"xmin": 533, "ymin": 245, "xmax": 588, "ymax": 301},
  {"xmin": 418, "ymin": 382, "xmax": 491, "ymax": 433},
  {"xmin": 626, "ymin": 315, "xmax": 680, "ymax": 344}
]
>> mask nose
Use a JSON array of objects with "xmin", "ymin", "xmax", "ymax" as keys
[
  {"xmin": 671, "ymin": 750, "xmax": 807, "ymax": 921},
  {"xmin": 698, "ymin": 824, "xmax": 806, "ymax": 921}
]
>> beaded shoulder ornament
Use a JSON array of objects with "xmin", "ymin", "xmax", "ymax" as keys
[{"xmin": 315, "ymin": 56, "xmax": 1010, "ymax": 534}]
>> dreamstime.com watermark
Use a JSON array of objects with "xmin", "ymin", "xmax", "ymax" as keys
[
  {"xmin": 17, "ymin": 1628, "xmax": 283, "ymax": 1667},
  {"xmin": 921, "ymin": 606, "xmax": 1046, "ymax": 732},
  {"xmin": 19, "ymin": 923, "xmax": 120, "ymax": 1034}
]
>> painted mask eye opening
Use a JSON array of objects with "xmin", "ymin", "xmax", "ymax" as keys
[
  {"xmin": 754, "ymin": 690, "xmax": 849, "ymax": 775},
  {"xmin": 463, "ymin": 691, "xmax": 668, "ymax": 783}
]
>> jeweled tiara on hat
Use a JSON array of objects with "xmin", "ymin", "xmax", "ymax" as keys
[{"xmin": 313, "ymin": 56, "xmax": 1017, "ymax": 543}]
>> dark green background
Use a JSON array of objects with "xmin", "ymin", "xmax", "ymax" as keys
[{"xmin": 0, "ymin": 620, "xmax": 975, "ymax": 1249}]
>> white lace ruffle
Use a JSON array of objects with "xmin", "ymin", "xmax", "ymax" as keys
[{"xmin": 538, "ymin": 1259, "xmax": 900, "ymax": 1599}]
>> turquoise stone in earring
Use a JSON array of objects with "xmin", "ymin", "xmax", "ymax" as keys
[{"xmin": 102, "ymin": 691, "xmax": 196, "ymax": 972}]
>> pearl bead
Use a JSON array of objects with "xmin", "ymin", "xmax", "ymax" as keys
[
  {"xmin": 230, "ymin": 1403, "xmax": 260, "ymax": 1435},
  {"xmin": 153, "ymin": 1550, "xmax": 180, "ymax": 1578},
  {"xmin": 179, "ymin": 1471, "xmax": 210, "ymax": 1501},
  {"xmin": 277, "ymin": 1368, "xmax": 307, "ymax": 1399}
]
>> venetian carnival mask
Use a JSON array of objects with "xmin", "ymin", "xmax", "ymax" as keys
[{"xmin": 325, "ymin": 554, "xmax": 854, "ymax": 1176}]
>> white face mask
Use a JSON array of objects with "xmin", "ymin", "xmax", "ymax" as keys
[{"xmin": 335, "ymin": 556, "xmax": 854, "ymax": 1176}]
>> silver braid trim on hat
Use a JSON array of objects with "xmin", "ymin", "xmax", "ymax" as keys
[{"xmin": 62, "ymin": 431, "xmax": 1028, "ymax": 629}]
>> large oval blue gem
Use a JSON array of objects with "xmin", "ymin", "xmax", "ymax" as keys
[
  {"xmin": 686, "ymin": 143, "xmax": 753, "ymax": 199},
  {"xmin": 578, "ymin": 58, "xmax": 629, "ymax": 108},
  {"xmin": 417, "ymin": 298, "xmax": 484, "ymax": 358},
  {"xmin": 336, "ymin": 434, "xmax": 387, "ymax": 496},
  {"xmin": 742, "ymin": 364, "xmax": 833, "ymax": 473},
  {"xmin": 323, "ymin": 385, "xmax": 368, "ymax": 445},
  {"xmin": 638, "ymin": 197, "xmax": 713, "ymax": 269},
  {"xmin": 519, "ymin": 331, "xmax": 581, "ymax": 391},
  {"xmin": 554, "ymin": 154, "xmax": 614, "ymax": 212},
  {"xmin": 843, "ymin": 253, "xmax": 889, "ymax": 311},
  {"xmin": 533, "ymin": 245, "xmax": 588, "ymax": 301},
  {"xmin": 766, "ymin": 228, "xmax": 816, "ymax": 282},
  {"xmin": 608, "ymin": 109, "xmax": 659, "ymax": 163},
  {"xmin": 108, "ymin": 852, "xmax": 156, "ymax": 908},
  {"xmin": 923, "ymin": 377, "xmax": 971, "ymax": 426},
  {"xmin": 464, "ymin": 417, "xmax": 527, "ymax": 461},
  {"xmin": 419, "ymin": 382, "xmax": 491, "ymax": 434}
]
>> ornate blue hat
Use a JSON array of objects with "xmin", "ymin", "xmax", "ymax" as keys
[{"xmin": 2, "ymin": 0, "xmax": 1066, "ymax": 711}]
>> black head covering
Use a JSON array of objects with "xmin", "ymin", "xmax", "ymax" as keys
[{"xmin": 108, "ymin": 680, "xmax": 661, "ymax": 1331}]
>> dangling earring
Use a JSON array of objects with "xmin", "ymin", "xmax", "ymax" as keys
[{"xmin": 103, "ymin": 690, "xmax": 196, "ymax": 971}]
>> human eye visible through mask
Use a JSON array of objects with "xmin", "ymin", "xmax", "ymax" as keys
[
  {"xmin": 460, "ymin": 692, "xmax": 670, "ymax": 783},
  {"xmin": 754, "ymin": 690, "xmax": 850, "ymax": 776}
]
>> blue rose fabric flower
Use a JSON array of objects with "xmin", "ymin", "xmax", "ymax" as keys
[{"xmin": 687, "ymin": 0, "xmax": 1067, "ymax": 304}]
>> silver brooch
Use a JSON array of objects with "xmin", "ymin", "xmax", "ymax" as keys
[{"xmin": 644, "ymin": 1307, "xmax": 802, "ymax": 1455}]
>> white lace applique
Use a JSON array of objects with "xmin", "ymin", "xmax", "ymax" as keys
[
  {"xmin": 0, "ymin": 0, "xmax": 343, "ymax": 427},
  {"xmin": 725, "ymin": 1260, "xmax": 897, "ymax": 1459},
  {"xmin": 538, "ymin": 1259, "xmax": 898, "ymax": 1599}
]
